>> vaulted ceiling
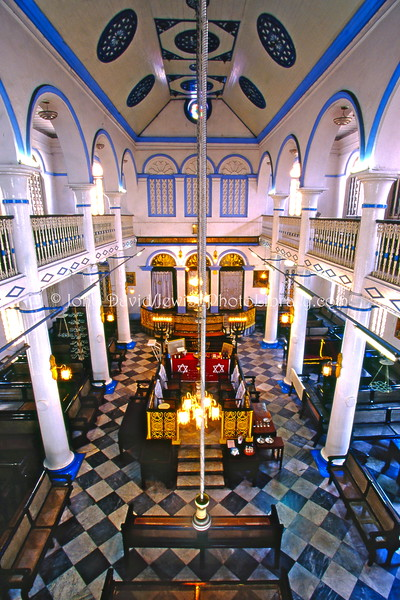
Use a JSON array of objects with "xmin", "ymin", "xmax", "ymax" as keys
[{"xmin": 17, "ymin": 0, "xmax": 378, "ymax": 140}]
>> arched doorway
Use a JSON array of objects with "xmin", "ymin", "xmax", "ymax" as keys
[
  {"xmin": 219, "ymin": 253, "xmax": 245, "ymax": 310},
  {"xmin": 151, "ymin": 253, "xmax": 177, "ymax": 309},
  {"xmin": 185, "ymin": 253, "xmax": 211, "ymax": 311}
]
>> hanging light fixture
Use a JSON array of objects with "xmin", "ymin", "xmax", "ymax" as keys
[
  {"xmin": 38, "ymin": 101, "xmax": 58, "ymax": 120},
  {"xmin": 333, "ymin": 106, "xmax": 353, "ymax": 126},
  {"xmin": 177, "ymin": 384, "xmax": 220, "ymax": 429}
]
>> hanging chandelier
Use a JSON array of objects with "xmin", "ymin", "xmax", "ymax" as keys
[
  {"xmin": 38, "ymin": 101, "xmax": 58, "ymax": 120},
  {"xmin": 333, "ymin": 106, "xmax": 352, "ymax": 126},
  {"xmin": 177, "ymin": 383, "xmax": 220, "ymax": 429}
]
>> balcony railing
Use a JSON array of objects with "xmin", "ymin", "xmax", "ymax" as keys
[
  {"xmin": 93, "ymin": 215, "xmax": 116, "ymax": 247},
  {"xmin": 31, "ymin": 215, "xmax": 85, "ymax": 267},
  {"xmin": 261, "ymin": 215, "xmax": 273, "ymax": 239},
  {"xmin": 0, "ymin": 216, "xmax": 18, "ymax": 280},
  {"xmin": 372, "ymin": 220, "xmax": 400, "ymax": 286},
  {"xmin": 308, "ymin": 218, "xmax": 359, "ymax": 269},
  {"xmin": 277, "ymin": 216, "xmax": 300, "ymax": 247},
  {"xmin": 121, "ymin": 214, "xmax": 134, "ymax": 239}
]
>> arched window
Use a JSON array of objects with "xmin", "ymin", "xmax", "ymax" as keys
[
  {"xmin": 92, "ymin": 161, "xmax": 105, "ymax": 215},
  {"xmin": 288, "ymin": 160, "xmax": 301, "ymax": 216},
  {"xmin": 344, "ymin": 156, "xmax": 362, "ymax": 217}
]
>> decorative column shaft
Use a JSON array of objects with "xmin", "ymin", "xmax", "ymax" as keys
[
  {"xmin": 284, "ymin": 188, "xmax": 324, "ymax": 384},
  {"xmin": 263, "ymin": 194, "xmax": 287, "ymax": 347},
  {"xmin": 175, "ymin": 266, "xmax": 187, "ymax": 314},
  {"xmin": 0, "ymin": 166, "xmax": 78, "ymax": 476},
  {"xmin": 107, "ymin": 191, "xmax": 133, "ymax": 347},
  {"xmin": 322, "ymin": 170, "xmax": 397, "ymax": 459},
  {"xmin": 71, "ymin": 185, "xmax": 113, "ymax": 390}
]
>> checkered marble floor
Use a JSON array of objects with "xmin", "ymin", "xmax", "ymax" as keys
[{"xmin": 22, "ymin": 330, "xmax": 400, "ymax": 600}]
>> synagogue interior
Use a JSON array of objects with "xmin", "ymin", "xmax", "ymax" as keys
[{"xmin": 0, "ymin": 1, "xmax": 400, "ymax": 599}]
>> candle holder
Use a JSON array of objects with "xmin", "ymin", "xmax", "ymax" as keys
[
  {"xmin": 152, "ymin": 316, "xmax": 174, "ymax": 355},
  {"xmin": 226, "ymin": 316, "xmax": 247, "ymax": 347}
]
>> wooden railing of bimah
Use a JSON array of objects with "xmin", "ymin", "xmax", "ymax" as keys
[
  {"xmin": 30, "ymin": 215, "xmax": 85, "ymax": 267},
  {"xmin": 0, "ymin": 216, "xmax": 17, "ymax": 280}
]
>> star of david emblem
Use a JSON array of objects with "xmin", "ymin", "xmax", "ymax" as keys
[
  {"xmin": 177, "ymin": 364, "xmax": 189, "ymax": 373},
  {"xmin": 213, "ymin": 363, "xmax": 225, "ymax": 373}
]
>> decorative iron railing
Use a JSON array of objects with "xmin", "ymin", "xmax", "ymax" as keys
[
  {"xmin": 0, "ymin": 216, "xmax": 18, "ymax": 279},
  {"xmin": 261, "ymin": 215, "xmax": 273, "ymax": 239},
  {"xmin": 93, "ymin": 215, "xmax": 116, "ymax": 246},
  {"xmin": 308, "ymin": 218, "xmax": 359, "ymax": 269},
  {"xmin": 31, "ymin": 215, "xmax": 85, "ymax": 267},
  {"xmin": 277, "ymin": 216, "xmax": 300, "ymax": 247},
  {"xmin": 121, "ymin": 214, "xmax": 135, "ymax": 239},
  {"xmin": 372, "ymin": 220, "xmax": 400, "ymax": 286}
]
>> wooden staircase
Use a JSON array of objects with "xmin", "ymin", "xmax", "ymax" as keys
[{"xmin": 176, "ymin": 444, "xmax": 225, "ymax": 489}]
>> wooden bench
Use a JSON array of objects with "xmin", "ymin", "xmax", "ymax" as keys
[
  {"xmin": 243, "ymin": 374, "xmax": 261, "ymax": 402},
  {"xmin": 0, "ymin": 470, "xmax": 72, "ymax": 599},
  {"xmin": 327, "ymin": 451, "xmax": 400, "ymax": 566},
  {"xmin": 100, "ymin": 567, "xmax": 294, "ymax": 599},
  {"xmin": 121, "ymin": 505, "xmax": 283, "ymax": 569},
  {"xmin": 65, "ymin": 378, "xmax": 105, "ymax": 447}
]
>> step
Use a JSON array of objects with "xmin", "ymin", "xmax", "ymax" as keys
[
  {"xmin": 178, "ymin": 447, "xmax": 222, "ymax": 460},
  {"xmin": 178, "ymin": 460, "xmax": 223, "ymax": 474},
  {"xmin": 176, "ymin": 473, "xmax": 225, "ymax": 489}
]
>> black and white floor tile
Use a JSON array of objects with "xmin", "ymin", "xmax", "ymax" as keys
[{"xmin": 17, "ymin": 330, "xmax": 400, "ymax": 600}]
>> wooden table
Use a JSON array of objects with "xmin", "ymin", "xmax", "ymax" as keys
[{"xmin": 252, "ymin": 402, "xmax": 276, "ymax": 437}]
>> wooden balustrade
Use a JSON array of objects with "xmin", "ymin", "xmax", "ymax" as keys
[
  {"xmin": 372, "ymin": 220, "xmax": 400, "ymax": 286},
  {"xmin": 0, "ymin": 216, "xmax": 18, "ymax": 279},
  {"xmin": 31, "ymin": 215, "xmax": 85, "ymax": 267},
  {"xmin": 308, "ymin": 217, "xmax": 359, "ymax": 269},
  {"xmin": 277, "ymin": 216, "xmax": 300, "ymax": 248},
  {"xmin": 92, "ymin": 214, "xmax": 116, "ymax": 246}
]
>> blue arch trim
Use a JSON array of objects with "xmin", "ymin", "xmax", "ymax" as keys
[
  {"xmin": 32, "ymin": 147, "xmax": 67, "ymax": 176},
  {"xmin": 218, "ymin": 248, "xmax": 249, "ymax": 266},
  {"xmin": 216, "ymin": 154, "xmax": 254, "ymax": 174},
  {"xmin": 366, "ymin": 62, "xmax": 400, "ymax": 159},
  {"xmin": 93, "ymin": 129, "xmax": 121, "ymax": 188},
  {"xmin": 142, "ymin": 153, "xmax": 179, "ymax": 174},
  {"xmin": 14, "ymin": 0, "xmax": 138, "ymax": 143},
  {"xmin": 0, "ymin": 79, "xmax": 24, "ymax": 155},
  {"xmin": 257, "ymin": 152, "xmax": 274, "ymax": 184},
  {"xmin": 273, "ymin": 134, "xmax": 300, "ymax": 189},
  {"xmin": 301, "ymin": 91, "xmax": 364, "ymax": 187},
  {"xmin": 28, "ymin": 85, "xmax": 92, "ymax": 181},
  {"xmin": 121, "ymin": 149, "xmax": 138, "ymax": 184}
]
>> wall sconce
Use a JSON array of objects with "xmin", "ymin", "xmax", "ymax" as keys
[
  {"xmin": 50, "ymin": 355, "xmax": 72, "ymax": 381},
  {"xmin": 279, "ymin": 309, "xmax": 294, "ymax": 325},
  {"xmin": 106, "ymin": 312, "xmax": 115, "ymax": 323},
  {"xmin": 96, "ymin": 142, "xmax": 105, "ymax": 150},
  {"xmin": 213, "ymin": 249, "xmax": 218, "ymax": 261},
  {"xmin": 178, "ymin": 248, "xmax": 183, "ymax": 259},
  {"xmin": 192, "ymin": 224, "xmax": 198, "ymax": 235},
  {"xmin": 321, "ymin": 353, "xmax": 342, "ymax": 378}
]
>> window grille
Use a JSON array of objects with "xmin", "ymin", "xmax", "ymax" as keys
[
  {"xmin": 28, "ymin": 171, "xmax": 45, "ymax": 215},
  {"xmin": 220, "ymin": 177, "xmax": 247, "ymax": 217},
  {"xmin": 283, "ymin": 269, "xmax": 295, "ymax": 303},
  {"xmin": 345, "ymin": 175, "xmax": 361, "ymax": 217},
  {"xmin": 148, "ymin": 176, "xmax": 175, "ymax": 216},
  {"xmin": 387, "ymin": 179, "xmax": 400, "ymax": 219},
  {"xmin": 185, "ymin": 176, "xmax": 211, "ymax": 217},
  {"xmin": 1, "ymin": 305, "xmax": 24, "ymax": 343}
]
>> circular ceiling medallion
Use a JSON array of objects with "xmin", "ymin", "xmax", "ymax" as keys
[
  {"xmin": 127, "ymin": 74, "xmax": 155, "ymax": 107},
  {"xmin": 180, "ymin": 79, "xmax": 213, "ymax": 92},
  {"xmin": 97, "ymin": 9, "xmax": 138, "ymax": 63},
  {"xmin": 189, "ymin": 63, "xmax": 197, "ymax": 72},
  {"xmin": 175, "ymin": 29, "xmax": 220, "ymax": 55},
  {"xmin": 184, "ymin": 98, "xmax": 212, "ymax": 124},
  {"xmin": 257, "ymin": 13, "xmax": 296, "ymax": 68},
  {"xmin": 239, "ymin": 76, "xmax": 266, "ymax": 109}
]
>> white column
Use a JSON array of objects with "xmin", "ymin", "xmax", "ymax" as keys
[
  {"xmin": 71, "ymin": 185, "xmax": 114, "ymax": 391},
  {"xmin": 321, "ymin": 170, "xmax": 397, "ymax": 459},
  {"xmin": 209, "ymin": 266, "xmax": 220, "ymax": 313},
  {"xmin": 175, "ymin": 266, "xmax": 187, "ymax": 313},
  {"xmin": 263, "ymin": 194, "xmax": 287, "ymax": 346},
  {"xmin": 107, "ymin": 191, "xmax": 133, "ymax": 346},
  {"xmin": 284, "ymin": 188, "xmax": 325, "ymax": 385},
  {"xmin": 0, "ymin": 166, "xmax": 76, "ymax": 474}
]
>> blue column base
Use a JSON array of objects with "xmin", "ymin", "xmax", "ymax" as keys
[
  {"xmin": 177, "ymin": 306, "xmax": 186, "ymax": 314},
  {"xmin": 116, "ymin": 341, "xmax": 136, "ymax": 350},
  {"xmin": 210, "ymin": 306, "xmax": 218, "ymax": 313},
  {"xmin": 47, "ymin": 452, "xmax": 85, "ymax": 483},
  {"xmin": 277, "ymin": 380, "xmax": 291, "ymax": 394},
  {"xmin": 260, "ymin": 341, "xmax": 280, "ymax": 349},
  {"xmin": 310, "ymin": 448, "xmax": 329, "ymax": 478},
  {"xmin": 105, "ymin": 379, "xmax": 118, "ymax": 394}
]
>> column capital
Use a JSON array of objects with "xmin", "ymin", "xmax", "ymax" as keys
[
  {"xmin": 269, "ymin": 193, "xmax": 288, "ymax": 211},
  {"xmin": 105, "ymin": 190, "xmax": 125, "ymax": 208},
  {"xmin": 299, "ymin": 187, "xmax": 326, "ymax": 211},
  {"xmin": 355, "ymin": 168, "xmax": 398, "ymax": 185},
  {"xmin": 68, "ymin": 183, "xmax": 95, "ymax": 192},
  {"xmin": 0, "ymin": 164, "xmax": 39, "ymax": 179}
]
